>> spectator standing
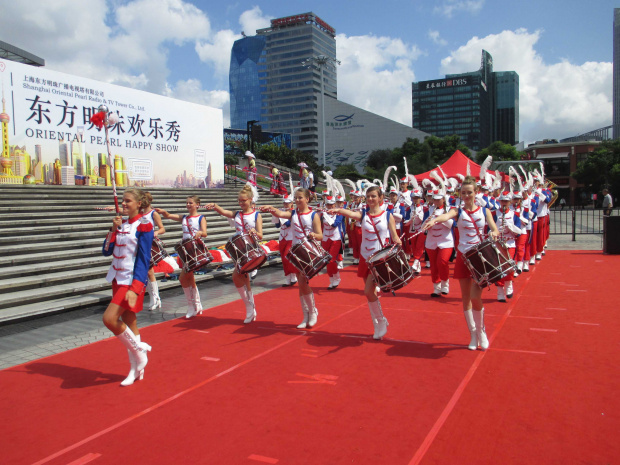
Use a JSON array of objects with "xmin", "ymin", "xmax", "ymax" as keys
[{"xmin": 602, "ymin": 189, "xmax": 613, "ymax": 216}]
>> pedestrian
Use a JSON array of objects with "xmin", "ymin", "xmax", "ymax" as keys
[
  {"xmin": 602, "ymin": 189, "xmax": 613, "ymax": 216},
  {"xmin": 559, "ymin": 198, "xmax": 566, "ymax": 210}
]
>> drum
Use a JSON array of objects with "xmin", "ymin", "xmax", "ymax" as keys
[
  {"xmin": 149, "ymin": 236, "xmax": 168, "ymax": 268},
  {"xmin": 175, "ymin": 237, "xmax": 214, "ymax": 273},
  {"xmin": 367, "ymin": 245, "xmax": 415, "ymax": 292},
  {"xmin": 463, "ymin": 239, "xmax": 516, "ymax": 288},
  {"xmin": 225, "ymin": 232, "xmax": 267, "ymax": 274},
  {"xmin": 286, "ymin": 237, "xmax": 332, "ymax": 280}
]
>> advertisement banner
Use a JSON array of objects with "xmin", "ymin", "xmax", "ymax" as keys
[{"xmin": 0, "ymin": 59, "xmax": 224, "ymax": 188}]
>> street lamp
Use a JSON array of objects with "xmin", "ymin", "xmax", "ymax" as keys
[{"xmin": 302, "ymin": 55, "xmax": 340, "ymax": 168}]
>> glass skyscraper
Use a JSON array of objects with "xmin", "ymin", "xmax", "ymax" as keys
[
  {"xmin": 229, "ymin": 36, "xmax": 266, "ymax": 131},
  {"xmin": 412, "ymin": 50, "xmax": 519, "ymax": 151},
  {"xmin": 229, "ymin": 13, "xmax": 337, "ymax": 157}
]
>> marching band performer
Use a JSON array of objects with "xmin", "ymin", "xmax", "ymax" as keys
[
  {"xmin": 102, "ymin": 188, "xmax": 154, "ymax": 386},
  {"xmin": 329, "ymin": 186, "xmax": 402, "ymax": 340},
  {"xmin": 274, "ymin": 196, "xmax": 298, "ymax": 287},
  {"xmin": 424, "ymin": 190, "xmax": 454, "ymax": 297},
  {"xmin": 269, "ymin": 164, "xmax": 288, "ymax": 196},
  {"xmin": 405, "ymin": 188, "xmax": 425, "ymax": 273},
  {"xmin": 156, "ymin": 196, "xmax": 207, "ymax": 319},
  {"xmin": 423, "ymin": 176, "xmax": 500, "ymax": 350},
  {"xmin": 245, "ymin": 151, "xmax": 257, "ymax": 186},
  {"xmin": 321, "ymin": 195, "xmax": 345, "ymax": 289},
  {"xmin": 493, "ymin": 191, "xmax": 522, "ymax": 301},
  {"xmin": 527, "ymin": 183, "xmax": 539, "ymax": 268},
  {"xmin": 348, "ymin": 191, "xmax": 363, "ymax": 264},
  {"xmin": 263, "ymin": 188, "xmax": 323, "ymax": 328},
  {"xmin": 206, "ymin": 183, "xmax": 263, "ymax": 324},
  {"xmin": 143, "ymin": 192, "xmax": 166, "ymax": 310},
  {"xmin": 512, "ymin": 191, "xmax": 529, "ymax": 273}
]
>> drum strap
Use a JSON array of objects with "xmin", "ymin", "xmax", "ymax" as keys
[
  {"xmin": 462, "ymin": 209, "xmax": 485, "ymax": 242},
  {"xmin": 366, "ymin": 211, "xmax": 390, "ymax": 247}
]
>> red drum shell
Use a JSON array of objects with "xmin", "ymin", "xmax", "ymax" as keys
[
  {"xmin": 286, "ymin": 237, "xmax": 331, "ymax": 280},
  {"xmin": 367, "ymin": 245, "xmax": 415, "ymax": 292},
  {"xmin": 150, "ymin": 236, "xmax": 168, "ymax": 268},
  {"xmin": 463, "ymin": 239, "xmax": 516, "ymax": 287},
  {"xmin": 175, "ymin": 237, "xmax": 213, "ymax": 273},
  {"xmin": 225, "ymin": 232, "xmax": 267, "ymax": 274}
]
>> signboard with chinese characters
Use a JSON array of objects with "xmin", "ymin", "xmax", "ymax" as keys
[
  {"xmin": 419, "ymin": 77, "xmax": 470, "ymax": 90},
  {"xmin": 0, "ymin": 59, "xmax": 224, "ymax": 188}
]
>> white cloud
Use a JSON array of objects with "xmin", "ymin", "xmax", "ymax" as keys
[
  {"xmin": 434, "ymin": 0, "xmax": 485, "ymax": 18},
  {"xmin": 440, "ymin": 29, "xmax": 612, "ymax": 143},
  {"xmin": 195, "ymin": 29, "xmax": 241, "ymax": 78},
  {"xmin": 429, "ymin": 30, "xmax": 448, "ymax": 46},
  {"xmin": 239, "ymin": 6, "xmax": 273, "ymax": 35},
  {"xmin": 336, "ymin": 34, "xmax": 423, "ymax": 126},
  {"xmin": 165, "ymin": 79, "xmax": 231, "ymax": 126}
]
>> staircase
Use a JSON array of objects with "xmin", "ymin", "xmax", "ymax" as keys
[{"xmin": 0, "ymin": 182, "xmax": 286, "ymax": 324}]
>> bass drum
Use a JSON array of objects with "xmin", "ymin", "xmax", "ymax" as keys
[
  {"xmin": 286, "ymin": 237, "xmax": 331, "ymax": 280},
  {"xmin": 367, "ymin": 245, "xmax": 415, "ymax": 292},
  {"xmin": 463, "ymin": 239, "xmax": 516, "ymax": 288}
]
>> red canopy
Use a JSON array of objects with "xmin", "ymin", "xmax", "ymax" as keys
[{"xmin": 413, "ymin": 150, "xmax": 502, "ymax": 183}]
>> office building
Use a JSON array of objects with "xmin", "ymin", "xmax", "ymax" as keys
[
  {"xmin": 230, "ymin": 12, "xmax": 337, "ymax": 157},
  {"xmin": 412, "ymin": 50, "xmax": 519, "ymax": 151}
]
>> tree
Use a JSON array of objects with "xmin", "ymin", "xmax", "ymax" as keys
[
  {"xmin": 476, "ymin": 141, "xmax": 524, "ymax": 164},
  {"xmin": 255, "ymin": 142, "xmax": 325, "ymax": 181},
  {"xmin": 572, "ymin": 140, "xmax": 620, "ymax": 197},
  {"xmin": 332, "ymin": 163, "xmax": 364, "ymax": 182}
]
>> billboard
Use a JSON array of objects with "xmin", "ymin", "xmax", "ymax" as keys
[
  {"xmin": 223, "ymin": 128, "xmax": 292, "ymax": 155},
  {"xmin": 418, "ymin": 77, "xmax": 470, "ymax": 90},
  {"xmin": 0, "ymin": 59, "xmax": 224, "ymax": 188}
]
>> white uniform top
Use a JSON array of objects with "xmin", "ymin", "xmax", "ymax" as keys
[
  {"xmin": 536, "ymin": 191, "xmax": 548, "ymax": 218},
  {"xmin": 513, "ymin": 205, "xmax": 529, "ymax": 235},
  {"xmin": 228, "ymin": 210, "xmax": 259, "ymax": 235},
  {"xmin": 272, "ymin": 213, "xmax": 294, "ymax": 241},
  {"xmin": 495, "ymin": 208, "xmax": 520, "ymax": 248},
  {"xmin": 182, "ymin": 215, "xmax": 204, "ymax": 241},
  {"xmin": 521, "ymin": 197, "xmax": 533, "ymax": 230},
  {"xmin": 456, "ymin": 207, "xmax": 486, "ymax": 254},
  {"xmin": 360, "ymin": 210, "xmax": 391, "ymax": 260},
  {"xmin": 408, "ymin": 204, "xmax": 424, "ymax": 233},
  {"xmin": 144, "ymin": 209, "xmax": 155, "ymax": 227},
  {"xmin": 105, "ymin": 215, "xmax": 151, "ymax": 285},
  {"xmin": 322, "ymin": 212, "xmax": 343, "ymax": 241},
  {"xmin": 399, "ymin": 190, "xmax": 413, "ymax": 207},
  {"xmin": 291, "ymin": 210, "xmax": 315, "ymax": 245},
  {"xmin": 425, "ymin": 207, "xmax": 454, "ymax": 249}
]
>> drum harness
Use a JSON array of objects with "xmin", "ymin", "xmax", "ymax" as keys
[
  {"xmin": 462, "ymin": 208, "xmax": 501, "ymax": 288},
  {"xmin": 366, "ymin": 210, "xmax": 407, "ymax": 296}
]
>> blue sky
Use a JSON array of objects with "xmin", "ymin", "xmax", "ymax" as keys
[{"xmin": 1, "ymin": 0, "xmax": 615, "ymax": 145}]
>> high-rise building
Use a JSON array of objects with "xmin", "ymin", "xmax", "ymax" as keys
[
  {"xmin": 412, "ymin": 50, "xmax": 519, "ymax": 151},
  {"xmin": 229, "ymin": 35, "xmax": 266, "ymax": 131},
  {"xmin": 230, "ymin": 12, "xmax": 337, "ymax": 157},
  {"xmin": 614, "ymin": 8, "xmax": 620, "ymax": 139}
]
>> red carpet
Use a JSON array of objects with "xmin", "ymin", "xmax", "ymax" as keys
[{"xmin": 1, "ymin": 251, "xmax": 618, "ymax": 464}]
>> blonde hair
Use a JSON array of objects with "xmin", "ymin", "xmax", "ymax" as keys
[
  {"xmin": 124, "ymin": 188, "xmax": 148, "ymax": 212},
  {"xmin": 239, "ymin": 184, "xmax": 254, "ymax": 200},
  {"xmin": 187, "ymin": 195, "xmax": 201, "ymax": 205},
  {"xmin": 461, "ymin": 175, "xmax": 478, "ymax": 192},
  {"xmin": 144, "ymin": 191, "xmax": 153, "ymax": 207},
  {"xmin": 295, "ymin": 188, "xmax": 311, "ymax": 200}
]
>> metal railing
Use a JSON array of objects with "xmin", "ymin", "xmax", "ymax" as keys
[{"xmin": 549, "ymin": 207, "xmax": 617, "ymax": 240}]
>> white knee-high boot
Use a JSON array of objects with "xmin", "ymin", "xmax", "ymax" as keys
[
  {"xmin": 147, "ymin": 280, "xmax": 161, "ymax": 310},
  {"xmin": 473, "ymin": 308, "xmax": 489, "ymax": 350},
  {"xmin": 297, "ymin": 294, "xmax": 309, "ymax": 329},
  {"xmin": 117, "ymin": 327, "xmax": 151, "ymax": 387},
  {"xmin": 192, "ymin": 286, "xmax": 203, "ymax": 315},
  {"xmin": 368, "ymin": 299, "xmax": 388, "ymax": 340},
  {"xmin": 464, "ymin": 309, "xmax": 478, "ymax": 350},
  {"xmin": 301, "ymin": 293, "xmax": 318, "ymax": 328},
  {"xmin": 183, "ymin": 287, "xmax": 197, "ymax": 319},
  {"xmin": 236, "ymin": 285, "xmax": 256, "ymax": 323}
]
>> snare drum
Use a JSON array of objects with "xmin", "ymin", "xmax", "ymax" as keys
[
  {"xmin": 367, "ymin": 245, "xmax": 415, "ymax": 292},
  {"xmin": 175, "ymin": 237, "xmax": 213, "ymax": 273},
  {"xmin": 286, "ymin": 237, "xmax": 332, "ymax": 280},
  {"xmin": 149, "ymin": 237, "xmax": 169, "ymax": 268},
  {"xmin": 463, "ymin": 239, "xmax": 516, "ymax": 288},
  {"xmin": 225, "ymin": 232, "xmax": 267, "ymax": 274}
]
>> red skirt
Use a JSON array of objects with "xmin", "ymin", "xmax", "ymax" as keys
[{"xmin": 111, "ymin": 280, "xmax": 146, "ymax": 313}]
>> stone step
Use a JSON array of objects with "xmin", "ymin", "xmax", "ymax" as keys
[
  {"xmin": 0, "ymin": 255, "xmax": 283, "ymax": 321},
  {"xmin": 0, "ymin": 255, "xmax": 111, "ymax": 279},
  {"xmin": 0, "ymin": 231, "xmax": 281, "ymax": 265}
]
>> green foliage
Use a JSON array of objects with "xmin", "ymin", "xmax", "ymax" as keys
[
  {"xmin": 254, "ymin": 142, "xmax": 324, "ymax": 180},
  {"xmin": 475, "ymin": 141, "xmax": 524, "ymax": 164},
  {"xmin": 332, "ymin": 164, "xmax": 364, "ymax": 181},
  {"xmin": 572, "ymin": 140, "xmax": 620, "ymax": 195},
  {"xmin": 363, "ymin": 135, "xmax": 471, "ymax": 179},
  {"xmin": 224, "ymin": 154, "xmax": 239, "ymax": 166}
]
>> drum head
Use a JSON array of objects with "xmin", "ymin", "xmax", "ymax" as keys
[{"xmin": 368, "ymin": 247, "xmax": 395, "ymax": 264}]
